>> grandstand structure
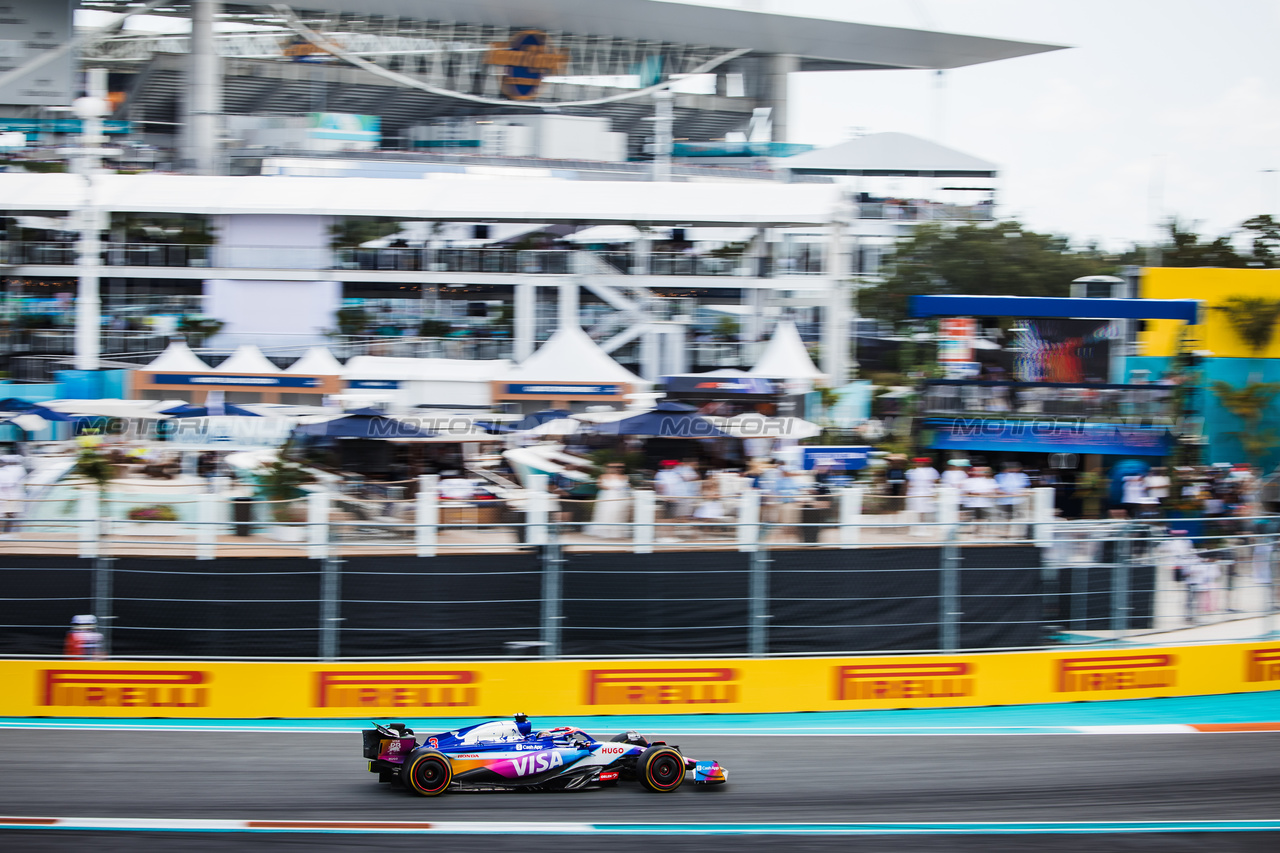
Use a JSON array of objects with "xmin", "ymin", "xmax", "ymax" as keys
[{"xmin": 0, "ymin": 2, "xmax": 1062, "ymax": 386}]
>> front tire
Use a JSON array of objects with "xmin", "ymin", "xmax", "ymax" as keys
[
  {"xmin": 401, "ymin": 749, "xmax": 453, "ymax": 796},
  {"xmin": 638, "ymin": 745, "xmax": 685, "ymax": 793}
]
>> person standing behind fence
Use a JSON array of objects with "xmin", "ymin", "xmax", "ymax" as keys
[
  {"xmin": 64, "ymin": 614, "xmax": 104, "ymax": 659},
  {"xmin": 963, "ymin": 466, "xmax": 998, "ymax": 534},
  {"xmin": 0, "ymin": 455, "xmax": 26, "ymax": 539},
  {"xmin": 587, "ymin": 463, "xmax": 630, "ymax": 539},
  {"xmin": 995, "ymin": 462, "xmax": 1030, "ymax": 538},
  {"xmin": 906, "ymin": 457, "xmax": 939, "ymax": 535},
  {"xmin": 1158, "ymin": 529, "xmax": 1200, "ymax": 623}
]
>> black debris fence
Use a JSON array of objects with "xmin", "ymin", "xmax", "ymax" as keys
[{"xmin": 1, "ymin": 519, "xmax": 1274, "ymax": 659}]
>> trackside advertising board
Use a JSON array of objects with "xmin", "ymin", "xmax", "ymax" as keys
[{"xmin": 1, "ymin": 643, "xmax": 1277, "ymax": 718}]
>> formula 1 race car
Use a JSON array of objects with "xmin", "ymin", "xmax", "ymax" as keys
[{"xmin": 362, "ymin": 715, "xmax": 727, "ymax": 796}]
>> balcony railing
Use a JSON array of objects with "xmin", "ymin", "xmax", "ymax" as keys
[
  {"xmin": 2, "ymin": 242, "xmax": 833, "ymax": 277},
  {"xmin": 855, "ymin": 202, "xmax": 995, "ymax": 221},
  {"xmin": 920, "ymin": 380, "xmax": 1176, "ymax": 419}
]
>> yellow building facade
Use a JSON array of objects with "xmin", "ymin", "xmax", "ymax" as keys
[{"xmin": 1141, "ymin": 267, "xmax": 1280, "ymax": 359}]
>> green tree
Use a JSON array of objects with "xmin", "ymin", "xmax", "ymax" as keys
[
  {"xmin": 328, "ymin": 217, "xmax": 402, "ymax": 249},
  {"xmin": 1212, "ymin": 380, "xmax": 1280, "ymax": 468},
  {"xmin": 333, "ymin": 306, "xmax": 370, "ymax": 336},
  {"xmin": 1215, "ymin": 295, "xmax": 1280, "ymax": 354},
  {"xmin": 861, "ymin": 221, "xmax": 1113, "ymax": 326},
  {"xmin": 1160, "ymin": 219, "xmax": 1245, "ymax": 268},
  {"xmin": 1240, "ymin": 214, "xmax": 1280, "ymax": 268},
  {"xmin": 178, "ymin": 315, "xmax": 225, "ymax": 347}
]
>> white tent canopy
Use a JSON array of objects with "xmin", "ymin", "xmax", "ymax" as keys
[
  {"xmin": 286, "ymin": 347, "xmax": 344, "ymax": 375},
  {"xmin": 144, "ymin": 341, "xmax": 209, "ymax": 373},
  {"xmin": 783, "ymin": 132, "xmax": 999, "ymax": 178},
  {"xmin": 750, "ymin": 320, "xmax": 828, "ymax": 385},
  {"xmin": 215, "ymin": 344, "xmax": 281, "ymax": 374},
  {"xmin": 500, "ymin": 326, "xmax": 647, "ymax": 386}
]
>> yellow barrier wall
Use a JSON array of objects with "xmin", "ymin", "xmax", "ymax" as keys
[{"xmin": 2, "ymin": 643, "xmax": 1278, "ymax": 717}]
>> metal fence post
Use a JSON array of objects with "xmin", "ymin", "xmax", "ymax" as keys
[
  {"xmin": 78, "ymin": 488, "xmax": 99, "ymax": 559},
  {"xmin": 1111, "ymin": 521, "xmax": 1132, "ymax": 639},
  {"xmin": 196, "ymin": 491, "xmax": 218, "ymax": 560},
  {"xmin": 528, "ymin": 474, "xmax": 549, "ymax": 547},
  {"xmin": 738, "ymin": 487, "xmax": 760, "ymax": 552},
  {"xmin": 748, "ymin": 532, "xmax": 771, "ymax": 657},
  {"xmin": 838, "ymin": 486, "xmax": 862, "ymax": 547},
  {"xmin": 93, "ymin": 554, "xmax": 113, "ymax": 658},
  {"xmin": 307, "ymin": 490, "xmax": 329, "ymax": 560},
  {"xmin": 415, "ymin": 475, "xmax": 438, "ymax": 557},
  {"xmin": 940, "ymin": 524, "xmax": 960, "ymax": 651},
  {"xmin": 540, "ymin": 521, "xmax": 562, "ymax": 659},
  {"xmin": 633, "ymin": 489, "xmax": 655, "ymax": 554},
  {"xmin": 1032, "ymin": 487, "xmax": 1055, "ymax": 549},
  {"xmin": 319, "ymin": 554, "xmax": 342, "ymax": 661}
]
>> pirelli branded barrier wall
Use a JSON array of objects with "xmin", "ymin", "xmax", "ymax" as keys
[{"xmin": 1, "ymin": 644, "xmax": 1278, "ymax": 718}]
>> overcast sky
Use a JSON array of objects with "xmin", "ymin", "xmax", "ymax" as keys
[{"xmin": 685, "ymin": 0, "xmax": 1280, "ymax": 252}]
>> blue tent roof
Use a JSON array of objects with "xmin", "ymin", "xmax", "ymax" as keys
[
  {"xmin": 592, "ymin": 401, "xmax": 728, "ymax": 438},
  {"xmin": 293, "ymin": 413, "xmax": 437, "ymax": 439}
]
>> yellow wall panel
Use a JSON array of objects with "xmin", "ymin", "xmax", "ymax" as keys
[
  {"xmin": 2, "ymin": 644, "xmax": 1277, "ymax": 718},
  {"xmin": 1141, "ymin": 267, "xmax": 1280, "ymax": 359}
]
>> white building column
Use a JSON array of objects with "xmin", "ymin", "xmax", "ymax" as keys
[
  {"xmin": 822, "ymin": 221, "xmax": 851, "ymax": 384},
  {"xmin": 631, "ymin": 229, "xmax": 651, "ymax": 275},
  {"xmin": 514, "ymin": 281, "xmax": 537, "ymax": 361},
  {"xmin": 558, "ymin": 278, "xmax": 579, "ymax": 331},
  {"xmin": 187, "ymin": 0, "xmax": 222, "ymax": 175},
  {"xmin": 762, "ymin": 54, "xmax": 798, "ymax": 143}
]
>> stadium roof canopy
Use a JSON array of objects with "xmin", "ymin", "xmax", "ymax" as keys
[
  {"xmin": 785, "ymin": 132, "xmax": 1000, "ymax": 178},
  {"xmin": 80, "ymin": 0, "xmax": 1066, "ymax": 72},
  {"xmin": 0, "ymin": 172, "xmax": 844, "ymax": 225}
]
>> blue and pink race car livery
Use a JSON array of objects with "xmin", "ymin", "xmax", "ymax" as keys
[{"xmin": 362, "ymin": 714, "xmax": 728, "ymax": 796}]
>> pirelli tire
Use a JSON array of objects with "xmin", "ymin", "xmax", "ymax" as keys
[
  {"xmin": 637, "ymin": 745, "xmax": 686, "ymax": 793},
  {"xmin": 401, "ymin": 748, "xmax": 453, "ymax": 797}
]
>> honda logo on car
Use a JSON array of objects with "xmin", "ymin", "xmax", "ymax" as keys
[
  {"xmin": 314, "ymin": 670, "xmax": 478, "ymax": 708},
  {"xmin": 41, "ymin": 669, "xmax": 209, "ymax": 708},
  {"xmin": 833, "ymin": 662, "xmax": 974, "ymax": 701},
  {"xmin": 1246, "ymin": 648, "xmax": 1280, "ymax": 682},
  {"xmin": 1055, "ymin": 655, "xmax": 1176, "ymax": 693},
  {"xmin": 584, "ymin": 667, "xmax": 738, "ymax": 705}
]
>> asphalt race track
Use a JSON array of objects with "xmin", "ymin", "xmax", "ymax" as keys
[{"xmin": 2, "ymin": 728, "xmax": 1279, "ymax": 851}]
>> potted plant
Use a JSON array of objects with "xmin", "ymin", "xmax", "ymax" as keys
[
  {"xmin": 124, "ymin": 504, "xmax": 180, "ymax": 535},
  {"xmin": 258, "ymin": 460, "xmax": 314, "ymax": 542}
]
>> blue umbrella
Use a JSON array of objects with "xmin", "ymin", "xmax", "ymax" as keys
[
  {"xmin": 592, "ymin": 401, "xmax": 729, "ymax": 438},
  {"xmin": 160, "ymin": 402, "xmax": 262, "ymax": 418},
  {"xmin": 26, "ymin": 405, "xmax": 77, "ymax": 422},
  {"xmin": 515, "ymin": 409, "xmax": 572, "ymax": 431},
  {"xmin": 294, "ymin": 412, "xmax": 437, "ymax": 438}
]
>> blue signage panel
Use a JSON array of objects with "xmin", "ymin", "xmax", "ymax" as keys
[
  {"xmin": 151, "ymin": 373, "xmax": 321, "ymax": 388},
  {"xmin": 926, "ymin": 418, "xmax": 1173, "ymax": 456},
  {"xmin": 505, "ymin": 383, "xmax": 623, "ymax": 396},
  {"xmin": 663, "ymin": 375, "xmax": 778, "ymax": 396},
  {"xmin": 348, "ymin": 379, "xmax": 400, "ymax": 389},
  {"xmin": 801, "ymin": 446, "xmax": 871, "ymax": 471}
]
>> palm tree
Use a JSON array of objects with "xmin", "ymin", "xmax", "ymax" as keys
[
  {"xmin": 1211, "ymin": 380, "xmax": 1280, "ymax": 468},
  {"xmin": 1215, "ymin": 295, "xmax": 1280, "ymax": 355}
]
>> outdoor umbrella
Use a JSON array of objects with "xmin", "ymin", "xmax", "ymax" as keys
[
  {"xmin": 515, "ymin": 409, "xmax": 572, "ymax": 431},
  {"xmin": 26, "ymin": 405, "xmax": 77, "ymax": 422},
  {"xmin": 591, "ymin": 401, "xmax": 729, "ymax": 438},
  {"xmin": 160, "ymin": 402, "xmax": 263, "ymax": 418},
  {"xmin": 717, "ymin": 415, "xmax": 822, "ymax": 440},
  {"xmin": 293, "ymin": 412, "xmax": 437, "ymax": 439}
]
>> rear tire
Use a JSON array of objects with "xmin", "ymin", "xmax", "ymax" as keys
[
  {"xmin": 638, "ymin": 745, "xmax": 685, "ymax": 793},
  {"xmin": 401, "ymin": 749, "xmax": 452, "ymax": 797}
]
